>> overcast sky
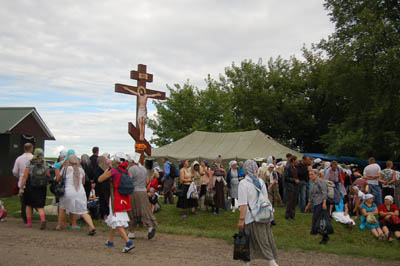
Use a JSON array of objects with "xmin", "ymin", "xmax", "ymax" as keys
[{"xmin": 0, "ymin": 0, "xmax": 334, "ymax": 157}]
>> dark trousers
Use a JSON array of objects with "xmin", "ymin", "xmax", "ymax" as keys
[
  {"xmin": 96, "ymin": 183, "xmax": 110, "ymax": 219},
  {"xmin": 285, "ymin": 187, "xmax": 298, "ymax": 219},
  {"xmin": 19, "ymin": 194, "xmax": 27, "ymax": 223},
  {"xmin": 163, "ymin": 178, "xmax": 174, "ymax": 204}
]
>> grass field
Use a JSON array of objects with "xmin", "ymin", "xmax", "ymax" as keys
[{"xmin": 1, "ymin": 194, "xmax": 400, "ymax": 261}]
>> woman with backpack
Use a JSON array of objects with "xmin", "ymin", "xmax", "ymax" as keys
[
  {"xmin": 18, "ymin": 148, "xmax": 49, "ymax": 230},
  {"xmin": 237, "ymin": 160, "xmax": 278, "ymax": 266},
  {"xmin": 98, "ymin": 153, "xmax": 134, "ymax": 253}
]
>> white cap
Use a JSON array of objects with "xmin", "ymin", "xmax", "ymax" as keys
[
  {"xmin": 385, "ymin": 195, "xmax": 394, "ymax": 203},
  {"xmin": 314, "ymin": 158, "xmax": 322, "ymax": 164},
  {"xmin": 113, "ymin": 152, "xmax": 127, "ymax": 163}
]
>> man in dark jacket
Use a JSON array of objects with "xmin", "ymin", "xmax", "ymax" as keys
[
  {"xmin": 284, "ymin": 156, "xmax": 300, "ymax": 220},
  {"xmin": 89, "ymin": 146, "xmax": 99, "ymax": 181},
  {"xmin": 296, "ymin": 156, "xmax": 311, "ymax": 213}
]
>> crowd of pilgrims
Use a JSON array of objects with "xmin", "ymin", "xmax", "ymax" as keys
[{"xmin": 9, "ymin": 142, "xmax": 400, "ymax": 263}]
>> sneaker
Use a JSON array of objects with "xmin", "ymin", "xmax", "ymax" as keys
[
  {"xmin": 148, "ymin": 228, "xmax": 156, "ymax": 240},
  {"xmin": 40, "ymin": 221, "xmax": 46, "ymax": 230},
  {"xmin": 105, "ymin": 241, "xmax": 114, "ymax": 247},
  {"xmin": 67, "ymin": 225, "xmax": 81, "ymax": 230},
  {"xmin": 127, "ymin": 233, "xmax": 136, "ymax": 239},
  {"xmin": 26, "ymin": 223, "xmax": 32, "ymax": 227},
  {"xmin": 122, "ymin": 240, "xmax": 135, "ymax": 253},
  {"xmin": 319, "ymin": 239, "xmax": 328, "ymax": 245},
  {"xmin": 88, "ymin": 229, "xmax": 96, "ymax": 236}
]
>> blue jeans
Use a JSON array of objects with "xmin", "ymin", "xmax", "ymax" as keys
[
  {"xmin": 369, "ymin": 184, "xmax": 382, "ymax": 206},
  {"xmin": 298, "ymin": 180, "xmax": 310, "ymax": 213}
]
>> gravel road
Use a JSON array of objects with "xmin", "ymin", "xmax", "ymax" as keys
[{"xmin": 0, "ymin": 219, "xmax": 398, "ymax": 266}]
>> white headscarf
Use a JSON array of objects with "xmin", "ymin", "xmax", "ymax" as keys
[
  {"xmin": 229, "ymin": 160, "xmax": 237, "ymax": 169},
  {"xmin": 363, "ymin": 194, "xmax": 374, "ymax": 201},
  {"xmin": 244, "ymin": 160, "xmax": 258, "ymax": 178}
]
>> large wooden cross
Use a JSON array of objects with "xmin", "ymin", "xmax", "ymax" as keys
[{"xmin": 115, "ymin": 64, "xmax": 165, "ymax": 164}]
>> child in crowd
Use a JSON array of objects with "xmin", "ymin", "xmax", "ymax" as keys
[
  {"xmin": 87, "ymin": 182, "xmax": 100, "ymax": 219},
  {"xmin": 0, "ymin": 200, "xmax": 7, "ymax": 222},
  {"xmin": 148, "ymin": 188, "xmax": 161, "ymax": 213}
]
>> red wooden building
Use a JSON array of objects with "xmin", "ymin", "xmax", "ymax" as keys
[{"xmin": 0, "ymin": 107, "xmax": 55, "ymax": 197}]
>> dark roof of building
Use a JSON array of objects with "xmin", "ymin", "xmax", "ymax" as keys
[{"xmin": 0, "ymin": 107, "xmax": 55, "ymax": 140}]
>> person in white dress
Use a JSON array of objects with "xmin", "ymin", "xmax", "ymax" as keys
[{"xmin": 58, "ymin": 155, "xmax": 96, "ymax": 235}]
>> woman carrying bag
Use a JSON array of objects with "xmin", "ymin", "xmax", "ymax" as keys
[
  {"xmin": 237, "ymin": 160, "xmax": 278, "ymax": 266},
  {"xmin": 305, "ymin": 169, "xmax": 332, "ymax": 244}
]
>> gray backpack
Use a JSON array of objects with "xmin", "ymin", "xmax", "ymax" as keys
[{"xmin": 30, "ymin": 162, "xmax": 47, "ymax": 188}]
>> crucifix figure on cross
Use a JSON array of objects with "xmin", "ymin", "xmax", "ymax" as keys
[
  {"xmin": 115, "ymin": 64, "xmax": 165, "ymax": 163},
  {"xmin": 122, "ymin": 86, "xmax": 162, "ymax": 141}
]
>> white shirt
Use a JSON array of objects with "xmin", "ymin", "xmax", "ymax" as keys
[
  {"xmin": 12, "ymin": 153, "xmax": 33, "ymax": 188},
  {"xmin": 238, "ymin": 176, "xmax": 268, "ymax": 224},
  {"xmin": 363, "ymin": 163, "xmax": 381, "ymax": 185}
]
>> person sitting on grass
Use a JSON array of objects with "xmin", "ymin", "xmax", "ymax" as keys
[
  {"xmin": 0, "ymin": 200, "xmax": 7, "ymax": 222},
  {"xmin": 331, "ymin": 192, "xmax": 355, "ymax": 227},
  {"xmin": 349, "ymin": 185, "xmax": 365, "ymax": 217},
  {"xmin": 360, "ymin": 194, "xmax": 384, "ymax": 240},
  {"xmin": 378, "ymin": 195, "xmax": 400, "ymax": 242},
  {"xmin": 148, "ymin": 187, "xmax": 161, "ymax": 213}
]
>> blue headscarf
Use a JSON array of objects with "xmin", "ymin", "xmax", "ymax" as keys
[
  {"xmin": 54, "ymin": 149, "xmax": 76, "ymax": 169},
  {"xmin": 244, "ymin": 159, "xmax": 261, "ymax": 190}
]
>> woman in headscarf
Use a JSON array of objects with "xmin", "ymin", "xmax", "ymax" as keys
[
  {"xmin": 210, "ymin": 157, "xmax": 227, "ymax": 215},
  {"xmin": 19, "ymin": 148, "xmax": 49, "ymax": 229},
  {"xmin": 360, "ymin": 194, "xmax": 384, "ymax": 239},
  {"xmin": 305, "ymin": 169, "xmax": 331, "ymax": 244},
  {"xmin": 177, "ymin": 160, "xmax": 198, "ymax": 218},
  {"xmin": 378, "ymin": 195, "xmax": 400, "ymax": 242},
  {"xmin": 94, "ymin": 155, "xmax": 110, "ymax": 220},
  {"xmin": 237, "ymin": 160, "xmax": 278, "ymax": 266},
  {"xmin": 57, "ymin": 154, "xmax": 96, "ymax": 235},
  {"xmin": 238, "ymin": 161, "xmax": 245, "ymax": 179},
  {"xmin": 227, "ymin": 160, "xmax": 239, "ymax": 210},
  {"xmin": 191, "ymin": 161, "xmax": 202, "ymax": 195},
  {"xmin": 199, "ymin": 160, "xmax": 210, "ymax": 210},
  {"xmin": 81, "ymin": 154, "xmax": 92, "ymax": 200}
]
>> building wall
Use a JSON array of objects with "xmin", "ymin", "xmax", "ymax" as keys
[{"xmin": 0, "ymin": 133, "xmax": 46, "ymax": 197}]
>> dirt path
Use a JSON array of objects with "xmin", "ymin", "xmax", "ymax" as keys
[{"xmin": 0, "ymin": 219, "xmax": 398, "ymax": 266}]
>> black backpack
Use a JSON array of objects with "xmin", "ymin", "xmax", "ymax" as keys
[
  {"xmin": 30, "ymin": 162, "xmax": 48, "ymax": 188},
  {"xmin": 117, "ymin": 169, "xmax": 134, "ymax": 195},
  {"xmin": 169, "ymin": 163, "xmax": 179, "ymax": 178}
]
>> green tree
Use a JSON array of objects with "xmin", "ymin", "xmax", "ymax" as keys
[{"xmin": 319, "ymin": 0, "xmax": 400, "ymax": 160}]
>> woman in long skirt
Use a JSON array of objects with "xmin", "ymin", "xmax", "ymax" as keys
[
  {"xmin": 237, "ymin": 160, "xmax": 278, "ymax": 266},
  {"xmin": 305, "ymin": 169, "xmax": 330, "ymax": 244},
  {"xmin": 176, "ymin": 160, "xmax": 198, "ymax": 218},
  {"xmin": 210, "ymin": 159, "xmax": 226, "ymax": 215}
]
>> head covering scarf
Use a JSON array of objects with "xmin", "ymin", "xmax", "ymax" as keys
[
  {"xmin": 229, "ymin": 160, "xmax": 237, "ymax": 169},
  {"xmin": 68, "ymin": 155, "xmax": 81, "ymax": 192},
  {"xmin": 363, "ymin": 194, "xmax": 374, "ymax": 201},
  {"xmin": 244, "ymin": 159, "xmax": 261, "ymax": 190},
  {"xmin": 56, "ymin": 149, "xmax": 76, "ymax": 169},
  {"xmin": 32, "ymin": 148, "xmax": 44, "ymax": 161},
  {"xmin": 385, "ymin": 195, "xmax": 394, "ymax": 203},
  {"xmin": 238, "ymin": 161, "xmax": 244, "ymax": 167},
  {"xmin": 81, "ymin": 154, "xmax": 90, "ymax": 166},
  {"xmin": 97, "ymin": 156, "xmax": 108, "ymax": 171},
  {"xmin": 202, "ymin": 160, "xmax": 209, "ymax": 167}
]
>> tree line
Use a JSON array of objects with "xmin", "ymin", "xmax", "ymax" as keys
[{"xmin": 148, "ymin": 0, "xmax": 400, "ymax": 161}]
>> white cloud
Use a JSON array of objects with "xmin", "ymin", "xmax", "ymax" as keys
[{"xmin": 0, "ymin": 0, "xmax": 335, "ymax": 157}]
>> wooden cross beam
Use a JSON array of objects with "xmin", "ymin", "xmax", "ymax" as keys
[{"xmin": 115, "ymin": 64, "xmax": 165, "ymax": 164}]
